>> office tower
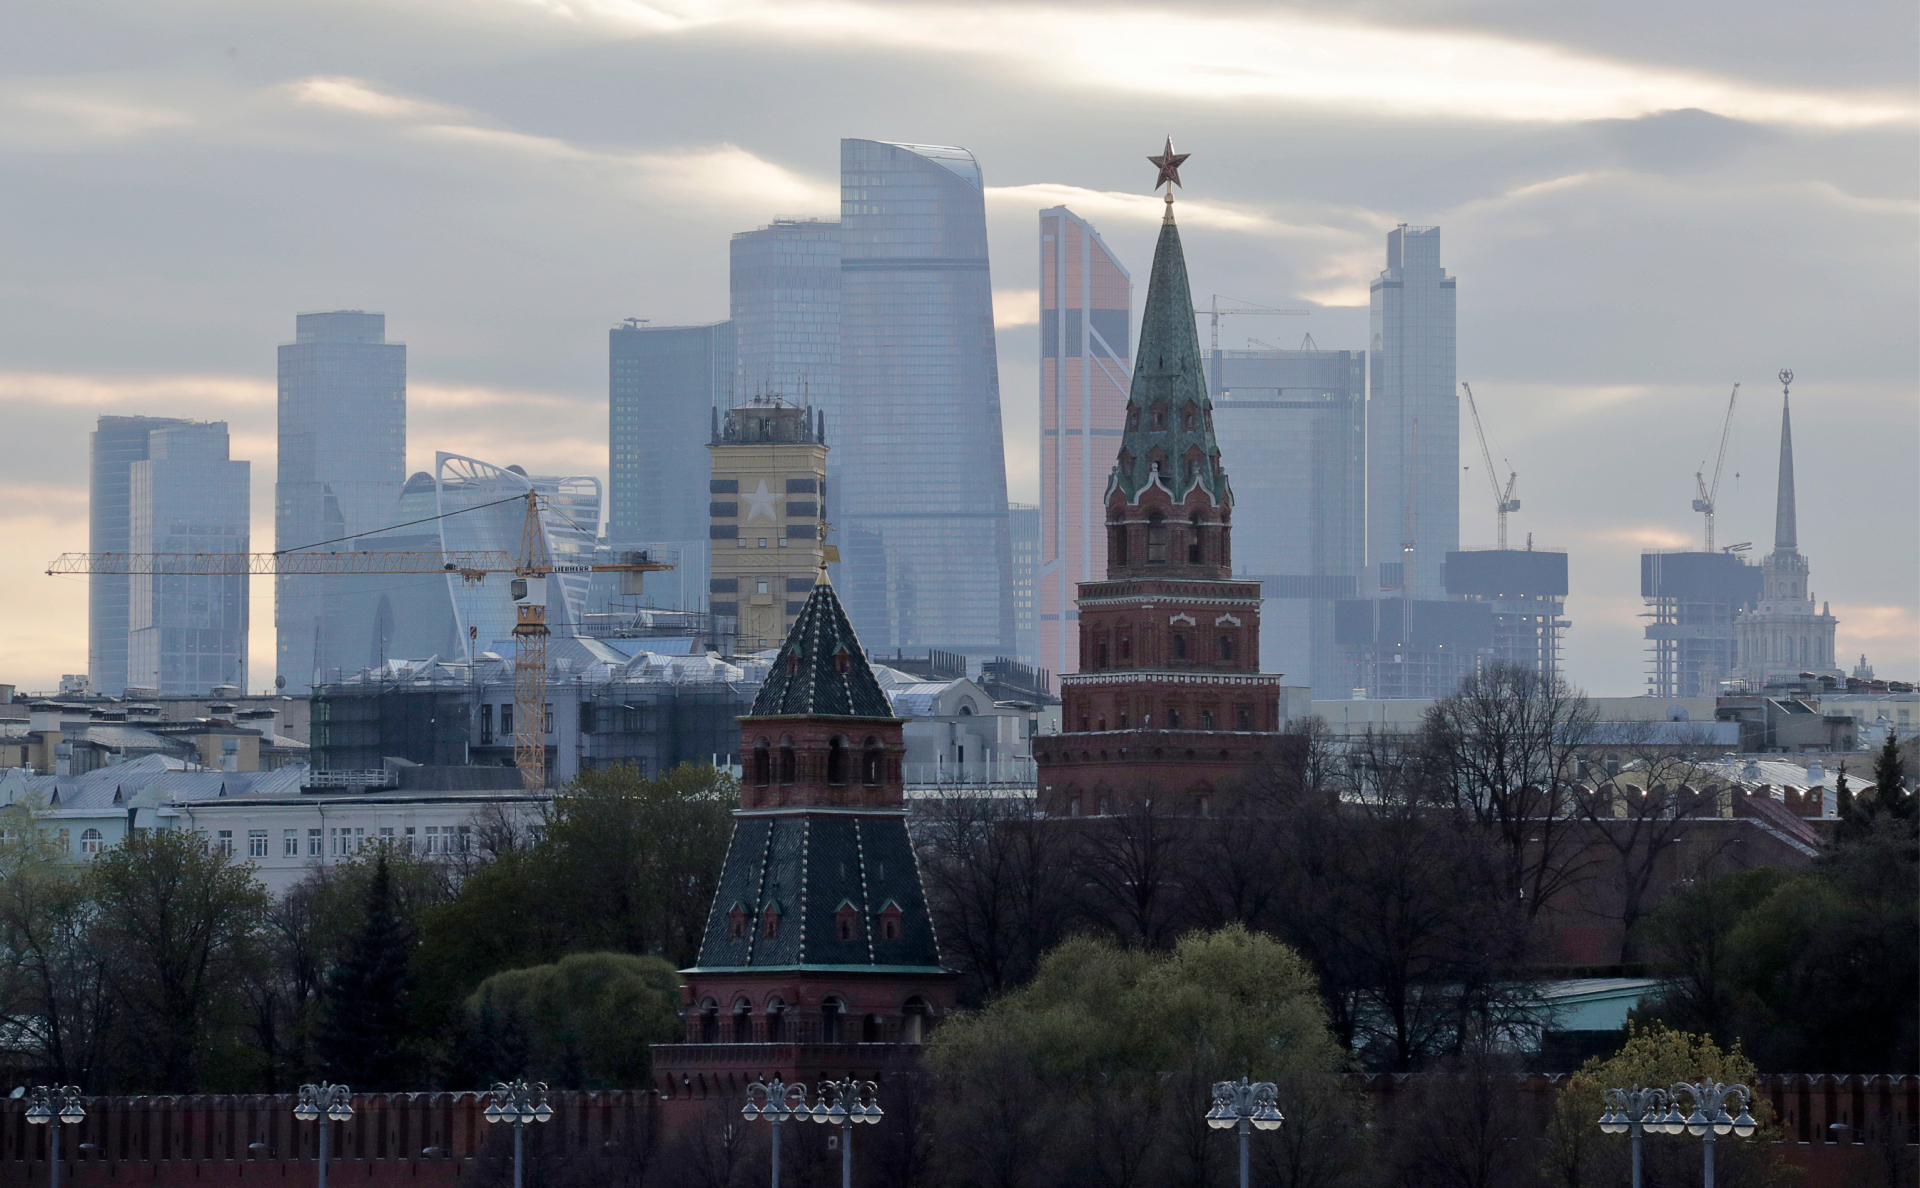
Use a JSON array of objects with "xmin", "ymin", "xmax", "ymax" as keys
[
  {"xmin": 708, "ymin": 398, "xmax": 829, "ymax": 653},
  {"xmin": 1444, "ymin": 548, "xmax": 1569, "ymax": 678},
  {"xmin": 1207, "ymin": 348, "xmax": 1365, "ymax": 696},
  {"xmin": 837, "ymin": 139, "xmax": 1014, "ymax": 657},
  {"xmin": 90, "ymin": 415, "xmax": 192, "ymax": 694},
  {"xmin": 324, "ymin": 471, "xmax": 461, "ymax": 670},
  {"xmin": 730, "ymin": 220, "xmax": 840, "ymax": 413},
  {"xmin": 1640, "ymin": 552, "xmax": 1760, "ymax": 698},
  {"xmin": 1039, "ymin": 206, "xmax": 1132, "ymax": 678},
  {"xmin": 1035, "ymin": 192, "xmax": 1284, "ymax": 815},
  {"xmin": 1008, "ymin": 502, "xmax": 1039, "ymax": 668},
  {"xmin": 436, "ymin": 453, "xmax": 602, "ymax": 659},
  {"xmin": 1367, "ymin": 225, "xmax": 1458, "ymax": 599},
  {"xmin": 609, "ymin": 319, "xmax": 734, "ymax": 549},
  {"xmin": 276, "ymin": 310, "xmax": 406, "ymax": 689},
  {"xmin": 1734, "ymin": 377, "xmax": 1839, "ymax": 688},
  {"xmin": 126, "ymin": 422, "xmax": 249, "ymax": 696}
]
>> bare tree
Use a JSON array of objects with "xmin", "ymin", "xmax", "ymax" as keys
[
  {"xmin": 1073, "ymin": 796, "xmax": 1191, "ymax": 947},
  {"xmin": 914, "ymin": 794, "xmax": 1071, "ymax": 1003}
]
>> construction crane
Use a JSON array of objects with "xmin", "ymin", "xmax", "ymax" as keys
[
  {"xmin": 1197, "ymin": 295, "xmax": 1309, "ymax": 353},
  {"xmin": 48, "ymin": 492, "xmax": 669, "ymax": 791},
  {"xmin": 1692, "ymin": 383, "xmax": 1740, "ymax": 552},
  {"xmin": 1460, "ymin": 382, "xmax": 1520, "ymax": 550}
]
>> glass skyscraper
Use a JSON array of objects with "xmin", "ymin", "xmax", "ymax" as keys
[
  {"xmin": 608, "ymin": 320, "xmax": 734, "ymax": 547},
  {"xmin": 1367, "ymin": 225, "xmax": 1457, "ymax": 600},
  {"xmin": 90, "ymin": 415, "xmax": 192, "ymax": 694},
  {"xmin": 1038, "ymin": 206, "xmax": 1131, "ymax": 677},
  {"xmin": 730, "ymin": 220, "xmax": 840, "ymax": 414},
  {"xmin": 276, "ymin": 310, "xmax": 406, "ymax": 689},
  {"xmin": 1208, "ymin": 349, "xmax": 1366, "ymax": 697},
  {"xmin": 838, "ymin": 139, "xmax": 1013, "ymax": 657},
  {"xmin": 126, "ymin": 421, "xmax": 250, "ymax": 695}
]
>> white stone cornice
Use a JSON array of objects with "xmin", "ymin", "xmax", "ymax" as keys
[{"xmin": 1062, "ymin": 669, "xmax": 1282, "ymax": 688}]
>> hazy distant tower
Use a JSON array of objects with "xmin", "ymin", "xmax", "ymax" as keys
[
  {"xmin": 1367, "ymin": 226, "xmax": 1458, "ymax": 599},
  {"xmin": 127, "ymin": 422, "xmax": 250, "ymax": 696},
  {"xmin": 90, "ymin": 415, "xmax": 191, "ymax": 695},
  {"xmin": 1734, "ymin": 372, "xmax": 1839, "ymax": 688},
  {"xmin": 837, "ymin": 139, "xmax": 1014, "ymax": 657},
  {"xmin": 1039, "ymin": 206, "xmax": 1132, "ymax": 677},
  {"xmin": 608, "ymin": 319, "xmax": 734, "ymax": 547},
  {"xmin": 276, "ymin": 311, "xmax": 406, "ymax": 689}
]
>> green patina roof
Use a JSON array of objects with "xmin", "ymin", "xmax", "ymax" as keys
[
  {"xmin": 750, "ymin": 577, "xmax": 895, "ymax": 719},
  {"xmin": 1108, "ymin": 211, "xmax": 1231, "ymax": 508}
]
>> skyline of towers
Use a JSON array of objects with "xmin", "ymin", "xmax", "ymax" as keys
[
  {"xmin": 835, "ymin": 139, "xmax": 1015, "ymax": 659},
  {"xmin": 1038, "ymin": 206, "xmax": 1132, "ymax": 678},
  {"xmin": 89, "ymin": 415, "xmax": 194, "ymax": 695},
  {"xmin": 275, "ymin": 310, "xmax": 406, "ymax": 690},
  {"xmin": 1367, "ymin": 225, "xmax": 1458, "ymax": 600},
  {"xmin": 124, "ymin": 420, "xmax": 250, "ymax": 696},
  {"xmin": 1734, "ymin": 376, "xmax": 1839, "ymax": 689}
]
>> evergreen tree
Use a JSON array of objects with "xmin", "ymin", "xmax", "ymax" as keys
[
  {"xmin": 317, "ymin": 852, "xmax": 415, "ymax": 1088},
  {"xmin": 1874, "ymin": 731, "xmax": 1912, "ymax": 818}
]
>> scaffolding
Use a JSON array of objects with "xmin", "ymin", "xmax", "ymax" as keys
[{"xmin": 1640, "ymin": 550, "xmax": 1762, "ymax": 699}]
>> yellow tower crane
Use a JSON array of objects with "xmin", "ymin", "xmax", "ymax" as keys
[{"xmin": 48, "ymin": 491, "xmax": 669, "ymax": 790}]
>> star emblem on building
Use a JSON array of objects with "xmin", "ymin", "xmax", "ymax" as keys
[
  {"xmin": 1148, "ymin": 137, "xmax": 1190, "ymax": 191},
  {"xmin": 743, "ymin": 479, "xmax": 778, "ymax": 523}
]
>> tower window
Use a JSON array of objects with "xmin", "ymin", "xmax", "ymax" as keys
[
  {"xmin": 863, "ymin": 737, "xmax": 884, "ymax": 785},
  {"xmin": 828, "ymin": 735, "xmax": 849, "ymax": 785},
  {"xmin": 1172, "ymin": 634, "xmax": 1188, "ymax": 660},
  {"xmin": 778, "ymin": 737, "xmax": 796, "ymax": 785},
  {"xmin": 1189, "ymin": 513, "xmax": 1203, "ymax": 564},
  {"xmin": 753, "ymin": 739, "xmax": 771, "ymax": 787},
  {"xmin": 1217, "ymin": 635, "xmax": 1235, "ymax": 662},
  {"xmin": 1147, "ymin": 514, "xmax": 1167, "ymax": 564}
]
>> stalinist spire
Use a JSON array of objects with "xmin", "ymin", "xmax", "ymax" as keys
[{"xmin": 1774, "ymin": 369, "xmax": 1797, "ymax": 555}]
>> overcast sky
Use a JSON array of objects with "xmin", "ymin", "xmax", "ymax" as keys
[{"xmin": 3, "ymin": 0, "xmax": 1915, "ymax": 697}]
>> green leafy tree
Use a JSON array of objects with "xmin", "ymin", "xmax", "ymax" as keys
[
  {"xmin": 1542, "ymin": 1023, "xmax": 1789, "ymax": 1188},
  {"xmin": 88, "ymin": 827, "xmax": 268, "ymax": 1091},
  {"xmin": 0, "ymin": 810, "xmax": 114, "ymax": 1087},
  {"xmin": 462, "ymin": 951, "xmax": 681, "ymax": 1088},
  {"xmin": 927, "ymin": 926, "xmax": 1363, "ymax": 1188},
  {"xmin": 317, "ymin": 851, "xmax": 416, "ymax": 1088}
]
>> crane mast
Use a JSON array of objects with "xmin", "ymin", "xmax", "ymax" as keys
[
  {"xmin": 49, "ymin": 491, "xmax": 669, "ymax": 790},
  {"xmin": 1692, "ymin": 383, "xmax": 1740, "ymax": 552},
  {"xmin": 1460, "ymin": 383, "xmax": 1520, "ymax": 551}
]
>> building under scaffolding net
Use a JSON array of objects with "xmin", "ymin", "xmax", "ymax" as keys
[
  {"xmin": 312, "ymin": 637, "xmax": 767, "ymax": 784},
  {"xmin": 1641, "ymin": 550, "xmax": 1762, "ymax": 699},
  {"xmin": 1445, "ymin": 548, "xmax": 1570, "ymax": 679}
]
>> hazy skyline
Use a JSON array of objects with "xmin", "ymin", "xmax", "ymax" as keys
[{"xmin": 4, "ymin": 0, "xmax": 1915, "ymax": 696}]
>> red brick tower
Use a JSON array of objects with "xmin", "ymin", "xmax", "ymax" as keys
[
  {"xmin": 1035, "ymin": 148, "xmax": 1286, "ymax": 815},
  {"xmin": 651, "ymin": 571, "xmax": 956, "ymax": 1124}
]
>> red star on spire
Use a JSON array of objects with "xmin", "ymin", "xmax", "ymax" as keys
[{"xmin": 1148, "ymin": 136, "xmax": 1190, "ymax": 191}]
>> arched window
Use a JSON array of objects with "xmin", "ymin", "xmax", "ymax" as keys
[
  {"xmin": 821, "ymin": 997, "xmax": 844, "ymax": 1044},
  {"xmin": 1235, "ymin": 706, "xmax": 1252, "ymax": 731},
  {"xmin": 752, "ymin": 739, "xmax": 771, "ymax": 788},
  {"xmin": 1182, "ymin": 404, "xmax": 1196, "ymax": 430},
  {"xmin": 1168, "ymin": 708, "xmax": 1181, "ymax": 729},
  {"xmin": 1146, "ymin": 513, "xmax": 1167, "ymax": 564},
  {"xmin": 778, "ymin": 736, "xmax": 796, "ymax": 785},
  {"xmin": 1097, "ymin": 639, "xmax": 1110, "ymax": 668},
  {"xmin": 1188, "ymin": 513, "xmax": 1202, "ymax": 564},
  {"xmin": 79, "ymin": 828, "xmax": 104, "ymax": 855},
  {"xmin": 699, "ymin": 999, "xmax": 720, "ymax": 1044},
  {"xmin": 1201, "ymin": 709, "xmax": 1215, "ymax": 729},
  {"xmin": 902, "ymin": 997, "xmax": 931, "ymax": 1044},
  {"xmin": 862, "ymin": 737, "xmax": 884, "ymax": 786},
  {"xmin": 1217, "ymin": 634, "xmax": 1235, "ymax": 662},
  {"xmin": 1151, "ymin": 404, "xmax": 1167, "ymax": 429},
  {"xmin": 1119, "ymin": 634, "xmax": 1132, "ymax": 660},
  {"xmin": 862, "ymin": 1013, "xmax": 882, "ymax": 1043},
  {"xmin": 1110, "ymin": 521, "xmax": 1129, "ymax": 567},
  {"xmin": 732, "ymin": 997, "xmax": 753, "ymax": 1043},
  {"xmin": 765, "ymin": 997, "xmax": 786, "ymax": 1042},
  {"xmin": 1172, "ymin": 634, "xmax": 1188, "ymax": 660},
  {"xmin": 827, "ymin": 735, "xmax": 849, "ymax": 785}
]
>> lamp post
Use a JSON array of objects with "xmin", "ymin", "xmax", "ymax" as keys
[
  {"xmin": 741, "ymin": 1076, "xmax": 808, "ymax": 1188},
  {"xmin": 1659, "ymin": 1081, "xmax": 1757, "ymax": 1188},
  {"xmin": 24, "ymin": 1085, "xmax": 85, "ymax": 1188},
  {"xmin": 1206, "ymin": 1077, "xmax": 1283, "ymax": 1188},
  {"xmin": 293, "ymin": 1082, "xmax": 354, "ymax": 1188},
  {"xmin": 805, "ymin": 1078, "xmax": 882, "ymax": 1188},
  {"xmin": 483, "ymin": 1079, "xmax": 553, "ymax": 1188},
  {"xmin": 1598, "ymin": 1084, "xmax": 1671, "ymax": 1188}
]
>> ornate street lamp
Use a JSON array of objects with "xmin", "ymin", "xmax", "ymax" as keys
[
  {"xmin": 1206, "ymin": 1077, "xmax": 1283, "ymax": 1188},
  {"xmin": 1656, "ymin": 1080, "xmax": 1757, "ymax": 1188},
  {"xmin": 483, "ymin": 1079, "xmax": 553, "ymax": 1188},
  {"xmin": 741, "ymin": 1076, "xmax": 809, "ymax": 1188},
  {"xmin": 1597, "ymin": 1084, "xmax": 1671, "ymax": 1188},
  {"xmin": 805, "ymin": 1078, "xmax": 882, "ymax": 1188},
  {"xmin": 24, "ymin": 1085, "xmax": 85, "ymax": 1188},
  {"xmin": 292, "ymin": 1083, "xmax": 354, "ymax": 1188}
]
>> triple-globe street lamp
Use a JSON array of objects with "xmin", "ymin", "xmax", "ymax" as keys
[
  {"xmin": 1206, "ymin": 1077, "xmax": 1284, "ymax": 1188},
  {"xmin": 742, "ymin": 1076, "xmax": 883, "ymax": 1188},
  {"xmin": 483, "ymin": 1079, "xmax": 554, "ymax": 1188},
  {"xmin": 292, "ymin": 1082, "xmax": 354, "ymax": 1188},
  {"xmin": 24, "ymin": 1085, "xmax": 85, "ymax": 1188},
  {"xmin": 1601, "ymin": 1079, "xmax": 1756, "ymax": 1188},
  {"xmin": 1597, "ymin": 1084, "xmax": 1671, "ymax": 1188}
]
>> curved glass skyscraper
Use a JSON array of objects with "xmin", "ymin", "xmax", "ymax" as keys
[
  {"xmin": 435, "ymin": 453, "xmax": 601, "ymax": 658},
  {"xmin": 837, "ymin": 139, "xmax": 1013, "ymax": 657}
]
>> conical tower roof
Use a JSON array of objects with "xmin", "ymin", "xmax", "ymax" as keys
[
  {"xmin": 1773, "ymin": 379, "xmax": 1798, "ymax": 555},
  {"xmin": 1107, "ymin": 207, "xmax": 1231, "ymax": 507},
  {"xmin": 750, "ymin": 576, "xmax": 895, "ymax": 719}
]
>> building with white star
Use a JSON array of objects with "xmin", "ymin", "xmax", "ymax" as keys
[{"xmin": 707, "ymin": 397, "xmax": 829, "ymax": 652}]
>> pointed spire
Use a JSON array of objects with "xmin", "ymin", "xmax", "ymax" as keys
[
  {"xmin": 1107, "ymin": 154, "xmax": 1229, "ymax": 509},
  {"xmin": 1774, "ymin": 369, "xmax": 1797, "ymax": 554},
  {"xmin": 750, "ymin": 578, "xmax": 894, "ymax": 718}
]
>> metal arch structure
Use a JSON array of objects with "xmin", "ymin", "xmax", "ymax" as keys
[{"xmin": 47, "ymin": 491, "xmax": 670, "ymax": 790}]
